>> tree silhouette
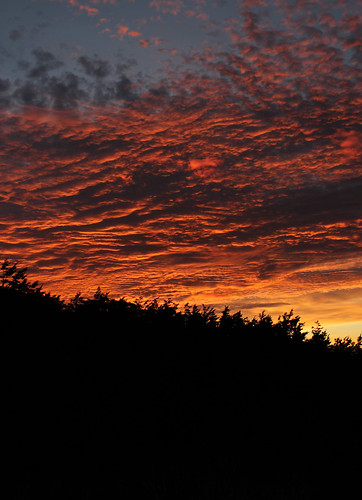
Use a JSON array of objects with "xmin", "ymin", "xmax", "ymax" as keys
[
  {"xmin": 307, "ymin": 321, "xmax": 331, "ymax": 348},
  {"xmin": 3, "ymin": 258, "xmax": 361, "ymax": 500},
  {"xmin": 331, "ymin": 334, "xmax": 362, "ymax": 355},
  {"xmin": 68, "ymin": 291, "xmax": 84, "ymax": 311},
  {"xmin": 1, "ymin": 259, "xmax": 41, "ymax": 292},
  {"xmin": 275, "ymin": 309, "xmax": 306, "ymax": 342}
]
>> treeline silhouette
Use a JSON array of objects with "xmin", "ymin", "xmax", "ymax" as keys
[{"xmin": 3, "ymin": 260, "xmax": 361, "ymax": 499}]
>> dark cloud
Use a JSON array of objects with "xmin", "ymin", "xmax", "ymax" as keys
[
  {"xmin": 114, "ymin": 75, "xmax": 136, "ymax": 101},
  {"xmin": 78, "ymin": 55, "xmax": 112, "ymax": 79},
  {"xmin": 47, "ymin": 72, "xmax": 87, "ymax": 109},
  {"xmin": 9, "ymin": 28, "xmax": 23, "ymax": 41},
  {"xmin": 240, "ymin": 301, "xmax": 290, "ymax": 310},
  {"xmin": 0, "ymin": 79, "xmax": 10, "ymax": 93},
  {"xmin": 240, "ymin": 177, "xmax": 362, "ymax": 231},
  {"xmin": 6, "ymin": 52, "xmax": 140, "ymax": 108},
  {"xmin": 27, "ymin": 48, "xmax": 64, "ymax": 79},
  {"xmin": 13, "ymin": 81, "xmax": 47, "ymax": 106},
  {"xmin": 0, "ymin": 201, "xmax": 27, "ymax": 219}
]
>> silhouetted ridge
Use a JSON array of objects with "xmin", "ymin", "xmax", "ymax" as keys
[{"xmin": 3, "ymin": 260, "xmax": 361, "ymax": 499}]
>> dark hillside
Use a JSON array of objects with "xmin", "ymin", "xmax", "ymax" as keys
[{"xmin": 3, "ymin": 261, "xmax": 361, "ymax": 499}]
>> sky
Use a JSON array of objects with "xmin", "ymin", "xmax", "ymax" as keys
[{"xmin": 0, "ymin": 0, "xmax": 361, "ymax": 338}]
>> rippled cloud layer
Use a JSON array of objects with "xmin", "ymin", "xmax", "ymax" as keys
[{"xmin": 0, "ymin": 0, "xmax": 361, "ymax": 333}]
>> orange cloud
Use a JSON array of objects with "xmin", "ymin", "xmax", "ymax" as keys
[
  {"xmin": 189, "ymin": 158, "xmax": 219, "ymax": 178},
  {"xmin": 116, "ymin": 24, "xmax": 129, "ymax": 39},
  {"xmin": 115, "ymin": 25, "xmax": 141, "ymax": 39},
  {"xmin": 79, "ymin": 4, "xmax": 99, "ymax": 15}
]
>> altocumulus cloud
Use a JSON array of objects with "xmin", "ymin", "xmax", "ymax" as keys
[{"xmin": 0, "ymin": 0, "xmax": 361, "ymax": 331}]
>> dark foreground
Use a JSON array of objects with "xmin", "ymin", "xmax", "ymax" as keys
[{"xmin": 2, "ymin": 273, "xmax": 361, "ymax": 499}]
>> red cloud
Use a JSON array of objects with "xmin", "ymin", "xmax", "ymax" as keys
[
  {"xmin": 338, "ymin": 130, "xmax": 362, "ymax": 160},
  {"xmin": 189, "ymin": 158, "xmax": 219, "ymax": 178}
]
